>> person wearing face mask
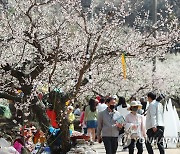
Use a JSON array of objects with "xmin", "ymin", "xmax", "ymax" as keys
[
  {"xmin": 125, "ymin": 101, "xmax": 146, "ymax": 154},
  {"xmin": 97, "ymin": 97, "xmax": 123, "ymax": 154}
]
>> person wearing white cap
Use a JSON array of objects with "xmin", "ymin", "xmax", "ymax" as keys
[
  {"xmin": 124, "ymin": 101, "xmax": 146, "ymax": 154},
  {"xmin": 112, "ymin": 95, "xmax": 119, "ymax": 104},
  {"xmin": 67, "ymin": 106, "xmax": 75, "ymax": 131}
]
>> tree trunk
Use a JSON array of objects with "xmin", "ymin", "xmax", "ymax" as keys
[
  {"xmin": 31, "ymin": 99, "xmax": 50, "ymax": 133},
  {"xmin": 54, "ymin": 93, "xmax": 71, "ymax": 153},
  {"xmin": 60, "ymin": 116, "xmax": 71, "ymax": 153}
]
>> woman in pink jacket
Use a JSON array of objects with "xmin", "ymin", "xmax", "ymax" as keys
[{"xmin": 125, "ymin": 101, "xmax": 146, "ymax": 154}]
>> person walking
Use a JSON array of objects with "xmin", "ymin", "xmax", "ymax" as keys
[
  {"xmin": 84, "ymin": 98, "xmax": 98, "ymax": 144},
  {"xmin": 145, "ymin": 92, "xmax": 165, "ymax": 154},
  {"xmin": 125, "ymin": 101, "xmax": 146, "ymax": 154},
  {"xmin": 97, "ymin": 97, "xmax": 123, "ymax": 154},
  {"xmin": 116, "ymin": 96, "xmax": 130, "ymax": 151}
]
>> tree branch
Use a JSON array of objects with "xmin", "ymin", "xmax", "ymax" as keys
[
  {"xmin": 1, "ymin": 63, "xmax": 26, "ymax": 83},
  {"xmin": 0, "ymin": 92, "xmax": 21, "ymax": 102},
  {"xmin": 129, "ymin": 85, "xmax": 149, "ymax": 100},
  {"xmin": 49, "ymin": 51, "xmax": 58, "ymax": 85}
]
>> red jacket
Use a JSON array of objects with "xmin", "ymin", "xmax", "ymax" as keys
[
  {"xmin": 80, "ymin": 111, "xmax": 85, "ymax": 125},
  {"xmin": 46, "ymin": 109, "xmax": 58, "ymax": 128}
]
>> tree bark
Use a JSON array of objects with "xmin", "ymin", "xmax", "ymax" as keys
[
  {"xmin": 31, "ymin": 98, "xmax": 50, "ymax": 133},
  {"xmin": 0, "ymin": 92, "xmax": 21, "ymax": 102},
  {"xmin": 54, "ymin": 93, "xmax": 71, "ymax": 153}
]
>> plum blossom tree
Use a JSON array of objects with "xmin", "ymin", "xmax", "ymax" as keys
[
  {"xmin": 0, "ymin": 0, "xmax": 179, "ymax": 153},
  {"xmin": 88, "ymin": 53, "xmax": 180, "ymax": 99}
]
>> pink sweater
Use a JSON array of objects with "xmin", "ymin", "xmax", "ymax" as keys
[{"xmin": 125, "ymin": 112, "xmax": 146, "ymax": 138}]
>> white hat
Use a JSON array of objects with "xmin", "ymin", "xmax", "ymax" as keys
[
  {"xmin": 128, "ymin": 101, "xmax": 142, "ymax": 110},
  {"xmin": 112, "ymin": 95, "xmax": 118, "ymax": 100},
  {"xmin": 67, "ymin": 105, "xmax": 74, "ymax": 110}
]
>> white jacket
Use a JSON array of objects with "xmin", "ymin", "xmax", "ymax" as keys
[
  {"xmin": 146, "ymin": 100, "xmax": 164, "ymax": 130},
  {"xmin": 117, "ymin": 104, "xmax": 130, "ymax": 117}
]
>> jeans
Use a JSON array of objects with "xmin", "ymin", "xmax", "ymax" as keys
[
  {"xmin": 102, "ymin": 137, "xmax": 118, "ymax": 154},
  {"xmin": 128, "ymin": 138, "xmax": 143, "ymax": 154},
  {"xmin": 145, "ymin": 126, "xmax": 165, "ymax": 154}
]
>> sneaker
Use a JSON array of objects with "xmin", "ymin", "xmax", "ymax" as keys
[{"xmin": 90, "ymin": 141, "xmax": 94, "ymax": 145}]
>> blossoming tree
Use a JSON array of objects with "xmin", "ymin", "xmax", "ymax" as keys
[{"xmin": 0, "ymin": 0, "xmax": 179, "ymax": 152}]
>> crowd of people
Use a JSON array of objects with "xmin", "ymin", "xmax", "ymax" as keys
[
  {"xmin": 0, "ymin": 91, "xmax": 165, "ymax": 154},
  {"xmin": 67, "ymin": 92, "xmax": 165, "ymax": 154}
]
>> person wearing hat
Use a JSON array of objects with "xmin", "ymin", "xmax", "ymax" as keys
[
  {"xmin": 112, "ymin": 95, "xmax": 118, "ymax": 102},
  {"xmin": 124, "ymin": 101, "xmax": 146, "ymax": 154},
  {"xmin": 67, "ymin": 106, "xmax": 75, "ymax": 131}
]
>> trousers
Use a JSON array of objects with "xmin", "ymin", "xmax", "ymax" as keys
[
  {"xmin": 145, "ymin": 126, "xmax": 165, "ymax": 154},
  {"xmin": 102, "ymin": 137, "xmax": 118, "ymax": 154},
  {"xmin": 128, "ymin": 138, "xmax": 143, "ymax": 154}
]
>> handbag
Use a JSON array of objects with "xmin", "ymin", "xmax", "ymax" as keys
[
  {"xmin": 131, "ymin": 132, "xmax": 139, "ymax": 139},
  {"xmin": 154, "ymin": 128, "xmax": 163, "ymax": 138}
]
